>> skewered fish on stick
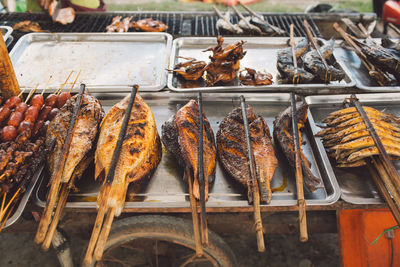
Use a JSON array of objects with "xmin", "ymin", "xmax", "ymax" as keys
[
  {"xmin": 382, "ymin": 37, "xmax": 400, "ymax": 53},
  {"xmin": 214, "ymin": 6, "xmax": 243, "ymax": 35},
  {"xmin": 316, "ymin": 105, "xmax": 400, "ymax": 167},
  {"xmin": 273, "ymin": 102, "xmax": 321, "ymax": 191},
  {"xmin": 162, "ymin": 99, "xmax": 216, "ymax": 200},
  {"xmin": 172, "ymin": 57, "xmax": 207, "ymax": 81},
  {"xmin": 130, "ymin": 18, "xmax": 168, "ymax": 32},
  {"xmin": 217, "ymin": 105, "xmax": 278, "ymax": 203},
  {"xmin": 239, "ymin": 68, "xmax": 273, "ymax": 86}
]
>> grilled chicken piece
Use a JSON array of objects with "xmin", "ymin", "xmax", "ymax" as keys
[
  {"xmin": 13, "ymin": 20, "xmax": 43, "ymax": 32},
  {"xmin": 106, "ymin": 16, "xmax": 133, "ymax": 33},
  {"xmin": 161, "ymin": 99, "xmax": 216, "ymax": 200},
  {"xmin": 46, "ymin": 94, "xmax": 104, "ymax": 184},
  {"xmin": 273, "ymin": 102, "xmax": 321, "ymax": 191},
  {"xmin": 239, "ymin": 68, "xmax": 273, "ymax": 86},
  {"xmin": 95, "ymin": 93, "xmax": 161, "ymax": 216},
  {"xmin": 277, "ymin": 39, "xmax": 314, "ymax": 84},
  {"xmin": 130, "ymin": 18, "xmax": 168, "ymax": 32},
  {"xmin": 217, "ymin": 105, "xmax": 278, "ymax": 204},
  {"xmin": 173, "ymin": 57, "xmax": 207, "ymax": 81},
  {"xmin": 303, "ymin": 40, "xmax": 345, "ymax": 82}
]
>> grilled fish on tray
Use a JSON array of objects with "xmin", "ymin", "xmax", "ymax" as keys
[
  {"xmin": 217, "ymin": 105, "xmax": 278, "ymax": 204},
  {"xmin": 316, "ymin": 105, "xmax": 400, "ymax": 168},
  {"xmin": 273, "ymin": 102, "xmax": 321, "ymax": 191},
  {"xmin": 161, "ymin": 99, "xmax": 216, "ymax": 200}
]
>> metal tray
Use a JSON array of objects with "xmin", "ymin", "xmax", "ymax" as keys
[
  {"xmin": 3, "ymin": 165, "xmax": 44, "ymax": 228},
  {"xmin": 35, "ymin": 92, "xmax": 340, "ymax": 210},
  {"xmin": 333, "ymin": 39, "xmax": 400, "ymax": 92},
  {"xmin": 305, "ymin": 93, "xmax": 400, "ymax": 204},
  {"xmin": 167, "ymin": 37, "xmax": 355, "ymax": 93},
  {"xmin": 9, "ymin": 32, "xmax": 172, "ymax": 92},
  {"xmin": 1, "ymin": 26, "xmax": 13, "ymax": 47}
]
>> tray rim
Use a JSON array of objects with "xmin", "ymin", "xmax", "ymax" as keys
[
  {"xmin": 34, "ymin": 91, "xmax": 341, "ymax": 210},
  {"xmin": 9, "ymin": 32, "xmax": 173, "ymax": 92},
  {"xmin": 167, "ymin": 36, "xmax": 356, "ymax": 93},
  {"xmin": 305, "ymin": 93, "xmax": 400, "ymax": 205}
]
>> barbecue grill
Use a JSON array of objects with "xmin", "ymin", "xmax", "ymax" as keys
[{"xmin": 0, "ymin": 11, "xmax": 321, "ymax": 49}]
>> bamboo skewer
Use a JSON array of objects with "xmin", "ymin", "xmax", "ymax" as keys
[
  {"xmin": 17, "ymin": 88, "xmax": 26, "ymax": 98},
  {"xmin": 83, "ymin": 85, "xmax": 138, "ymax": 265},
  {"xmin": 24, "ymin": 84, "xmax": 39, "ymax": 104},
  {"xmin": 56, "ymin": 71, "xmax": 74, "ymax": 95},
  {"xmin": 35, "ymin": 84, "xmax": 86, "ymax": 245},
  {"xmin": 303, "ymin": 20, "xmax": 330, "ymax": 83},
  {"xmin": 68, "ymin": 70, "xmax": 81, "ymax": 94},
  {"xmin": 388, "ymin": 23, "xmax": 400, "ymax": 36},
  {"xmin": 240, "ymin": 95, "xmax": 265, "ymax": 252},
  {"xmin": 213, "ymin": 5, "xmax": 238, "ymax": 33},
  {"xmin": 289, "ymin": 24, "xmax": 299, "ymax": 84},
  {"xmin": 197, "ymin": 92, "xmax": 208, "ymax": 246},
  {"xmin": 291, "ymin": 92, "xmax": 308, "ymax": 242}
]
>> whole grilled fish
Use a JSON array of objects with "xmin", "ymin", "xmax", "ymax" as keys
[
  {"xmin": 273, "ymin": 102, "xmax": 321, "ymax": 191},
  {"xmin": 46, "ymin": 94, "xmax": 104, "ymax": 184},
  {"xmin": 277, "ymin": 39, "xmax": 314, "ymax": 84},
  {"xmin": 303, "ymin": 40, "xmax": 345, "ymax": 82},
  {"xmin": 382, "ymin": 37, "xmax": 400, "ymax": 53},
  {"xmin": 217, "ymin": 105, "xmax": 278, "ymax": 204},
  {"xmin": 161, "ymin": 99, "xmax": 216, "ymax": 200},
  {"xmin": 95, "ymin": 94, "xmax": 162, "ymax": 216}
]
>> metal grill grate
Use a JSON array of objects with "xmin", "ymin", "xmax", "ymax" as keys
[{"xmin": 0, "ymin": 11, "xmax": 321, "ymax": 49}]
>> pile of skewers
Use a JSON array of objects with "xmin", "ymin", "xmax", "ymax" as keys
[
  {"xmin": 0, "ymin": 73, "xmax": 78, "ymax": 231},
  {"xmin": 333, "ymin": 23, "xmax": 400, "ymax": 86},
  {"xmin": 277, "ymin": 22, "xmax": 345, "ymax": 84}
]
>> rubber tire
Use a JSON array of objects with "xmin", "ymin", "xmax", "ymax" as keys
[{"xmin": 90, "ymin": 215, "xmax": 237, "ymax": 267}]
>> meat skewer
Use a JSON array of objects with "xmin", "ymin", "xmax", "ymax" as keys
[
  {"xmin": 213, "ymin": 6, "xmax": 243, "ymax": 35},
  {"xmin": 289, "ymin": 24, "xmax": 300, "ymax": 84},
  {"xmin": 291, "ymin": 93, "xmax": 308, "ymax": 242},
  {"xmin": 231, "ymin": 5, "xmax": 262, "ymax": 35},
  {"xmin": 240, "ymin": 95, "xmax": 265, "ymax": 252}
]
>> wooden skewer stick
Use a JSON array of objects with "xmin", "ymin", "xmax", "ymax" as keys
[
  {"xmin": 240, "ymin": 95, "xmax": 265, "ymax": 252},
  {"xmin": 187, "ymin": 167, "xmax": 204, "ymax": 257},
  {"xmin": 17, "ymin": 88, "xmax": 26, "ymax": 98},
  {"xmin": 83, "ymin": 85, "xmax": 138, "ymax": 265},
  {"xmin": 303, "ymin": 20, "xmax": 330, "ymax": 83},
  {"xmin": 94, "ymin": 206, "xmax": 116, "ymax": 261},
  {"xmin": 0, "ymin": 173, "xmax": 5, "ymax": 181},
  {"xmin": 197, "ymin": 93, "xmax": 208, "ymax": 246},
  {"xmin": 68, "ymin": 70, "xmax": 81, "ymax": 94},
  {"xmin": 0, "ymin": 192, "xmax": 6, "ymax": 217},
  {"xmin": 0, "ymin": 188, "xmax": 20, "ymax": 223},
  {"xmin": 24, "ymin": 84, "xmax": 39, "ymax": 104},
  {"xmin": 213, "ymin": 5, "xmax": 237, "ymax": 32},
  {"xmin": 40, "ymin": 75, "xmax": 53, "ymax": 96},
  {"xmin": 35, "ymin": 84, "xmax": 86, "ymax": 245},
  {"xmin": 388, "ymin": 23, "xmax": 400, "ymax": 36},
  {"xmin": 231, "ymin": 5, "xmax": 256, "ymax": 33},
  {"xmin": 289, "ymin": 24, "xmax": 299, "ymax": 84},
  {"xmin": 56, "ymin": 71, "xmax": 74, "ymax": 96},
  {"xmin": 291, "ymin": 92, "xmax": 308, "ymax": 242},
  {"xmin": 0, "ymin": 205, "xmax": 15, "ymax": 232}
]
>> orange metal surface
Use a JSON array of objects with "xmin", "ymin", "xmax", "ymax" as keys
[{"xmin": 338, "ymin": 209, "xmax": 399, "ymax": 267}]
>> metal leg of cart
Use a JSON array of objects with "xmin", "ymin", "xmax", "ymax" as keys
[{"xmin": 52, "ymin": 228, "xmax": 74, "ymax": 267}]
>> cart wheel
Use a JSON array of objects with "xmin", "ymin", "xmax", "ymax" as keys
[{"xmin": 91, "ymin": 215, "xmax": 236, "ymax": 267}]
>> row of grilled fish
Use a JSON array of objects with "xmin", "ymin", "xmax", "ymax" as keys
[
  {"xmin": 316, "ymin": 106, "xmax": 400, "ymax": 167},
  {"xmin": 277, "ymin": 39, "xmax": 345, "ymax": 84}
]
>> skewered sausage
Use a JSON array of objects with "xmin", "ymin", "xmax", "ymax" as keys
[
  {"xmin": 15, "ymin": 102, "xmax": 28, "ymax": 114},
  {"xmin": 30, "ymin": 95, "xmax": 44, "ymax": 108},
  {"xmin": 0, "ymin": 107, "xmax": 11, "ymax": 123},
  {"xmin": 1, "ymin": 126, "xmax": 17, "ymax": 141},
  {"xmin": 38, "ymin": 106, "xmax": 52, "ymax": 122},
  {"xmin": 33, "ymin": 120, "xmax": 44, "ymax": 136},
  {"xmin": 18, "ymin": 121, "xmax": 32, "ymax": 133},
  {"xmin": 8, "ymin": 112, "xmax": 24, "ymax": 127},
  {"xmin": 56, "ymin": 92, "xmax": 71, "ymax": 108},
  {"xmin": 4, "ymin": 96, "xmax": 21, "ymax": 109},
  {"xmin": 24, "ymin": 106, "xmax": 39, "ymax": 123},
  {"xmin": 45, "ymin": 94, "xmax": 57, "ymax": 108}
]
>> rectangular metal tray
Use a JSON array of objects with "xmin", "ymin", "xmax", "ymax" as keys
[
  {"xmin": 333, "ymin": 39, "xmax": 400, "ymax": 92},
  {"xmin": 9, "ymin": 32, "xmax": 172, "ymax": 92},
  {"xmin": 3, "ymin": 165, "xmax": 44, "ymax": 229},
  {"xmin": 305, "ymin": 93, "xmax": 400, "ymax": 204},
  {"xmin": 35, "ymin": 92, "xmax": 340, "ymax": 210},
  {"xmin": 167, "ymin": 37, "xmax": 355, "ymax": 93}
]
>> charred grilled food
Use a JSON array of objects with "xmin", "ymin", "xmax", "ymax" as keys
[
  {"xmin": 172, "ymin": 57, "xmax": 207, "ymax": 81},
  {"xmin": 273, "ymin": 102, "xmax": 321, "ymax": 191},
  {"xmin": 161, "ymin": 99, "xmax": 216, "ymax": 200},
  {"xmin": 239, "ymin": 68, "xmax": 273, "ymax": 86},
  {"xmin": 217, "ymin": 105, "xmax": 278, "ymax": 203}
]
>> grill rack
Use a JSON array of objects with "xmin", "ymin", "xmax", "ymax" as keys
[{"xmin": 0, "ymin": 11, "xmax": 321, "ymax": 49}]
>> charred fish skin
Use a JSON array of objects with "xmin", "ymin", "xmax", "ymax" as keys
[
  {"xmin": 161, "ymin": 99, "xmax": 216, "ymax": 200},
  {"xmin": 46, "ymin": 93, "xmax": 104, "ymax": 184},
  {"xmin": 273, "ymin": 102, "xmax": 321, "ymax": 191},
  {"xmin": 217, "ymin": 105, "xmax": 278, "ymax": 204}
]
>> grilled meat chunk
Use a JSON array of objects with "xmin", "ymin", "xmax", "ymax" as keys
[
  {"xmin": 161, "ymin": 99, "xmax": 216, "ymax": 200},
  {"xmin": 130, "ymin": 18, "xmax": 168, "ymax": 32},
  {"xmin": 173, "ymin": 57, "xmax": 207, "ymax": 81},
  {"xmin": 95, "ymin": 93, "xmax": 162, "ymax": 216},
  {"xmin": 217, "ymin": 105, "xmax": 278, "ymax": 204},
  {"xmin": 46, "ymin": 94, "xmax": 104, "ymax": 184},
  {"xmin": 239, "ymin": 68, "xmax": 273, "ymax": 86},
  {"xmin": 273, "ymin": 102, "xmax": 321, "ymax": 191},
  {"xmin": 303, "ymin": 40, "xmax": 345, "ymax": 82}
]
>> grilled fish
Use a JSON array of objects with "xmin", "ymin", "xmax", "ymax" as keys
[
  {"xmin": 273, "ymin": 102, "xmax": 321, "ymax": 191},
  {"xmin": 382, "ymin": 37, "xmax": 400, "ymax": 53},
  {"xmin": 332, "ymin": 136, "xmax": 398, "ymax": 151},
  {"xmin": 347, "ymin": 146, "xmax": 400, "ymax": 162},
  {"xmin": 46, "ymin": 94, "xmax": 104, "ymax": 184},
  {"xmin": 161, "ymin": 99, "xmax": 216, "ymax": 200},
  {"xmin": 322, "ymin": 106, "xmax": 399, "ymax": 124},
  {"xmin": 303, "ymin": 40, "xmax": 345, "ymax": 82},
  {"xmin": 217, "ymin": 105, "xmax": 278, "ymax": 204},
  {"xmin": 95, "ymin": 93, "xmax": 162, "ymax": 216}
]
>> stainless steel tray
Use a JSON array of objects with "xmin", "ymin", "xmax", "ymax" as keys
[
  {"xmin": 3, "ymin": 165, "xmax": 44, "ymax": 228},
  {"xmin": 1, "ymin": 26, "xmax": 13, "ymax": 47},
  {"xmin": 167, "ymin": 37, "xmax": 355, "ymax": 93},
  {"xmin": 35, "ymin": 92, "xmax": 340, "ymax": 210},
  {"xmin": 9, "ymin": 33, "xmax": 172, "ymax": 92},
  {"xmin": 305, "ymin": 93, "xmax": 400, "ymax": 204},
  {"xmin": 333, "ymin": 39, "xmax": 400, "ymax": 92}
]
